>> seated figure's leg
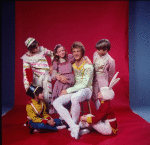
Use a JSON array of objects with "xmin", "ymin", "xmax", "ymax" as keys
[
  {"xmin": 29, "ymin": 120, "xmax": 58, "ymax": 132},
  {"xmin": 53, "ymin": 94, "xmax": 77, "ymax": 129},
  {"xmin": 92, "ymin": 120, "xmax": 112, "ymax": 135},
  {"xmin": 54, "ymin": 118, "xmax": 62, "ymax": 126},
  {"xmin": 71, "ymin": 88, "xmax": 92, "ymax": 123},
  {"xmin": 53, "ymin": 94, "xmax": 80, "ymax": 139}
]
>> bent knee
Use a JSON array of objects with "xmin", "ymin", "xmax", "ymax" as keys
[
  {"xmin": 37, "ymin": 123, "xmax": 45, "ymax": 129},
  {"xmin": 53, "ymin": 100, "xmax": 58, "ymax": 108},
  {"xmin": 53, "ymin": 99, "xmax": 62, "ymax": 109}
]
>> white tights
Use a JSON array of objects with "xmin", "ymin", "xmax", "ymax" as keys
[
  {"xmin": 53, "ymin": 88, "xmax": 92, "ymax": 129},
  {"xmin": 92, "ymin": 120, "xmax": 112, "ymax": 135}
]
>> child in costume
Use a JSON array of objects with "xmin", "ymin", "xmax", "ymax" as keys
[
  {"xmin": 53, "ymin": 42, "xmax": 94, "ymax": 139},
  {"xmin": 21, "ymin": 37, "xmax": 54, "ymax": 110},
  {"xmin": 80, "ymin": 72, "xmax": 120, "ymax": 136},
  {"xmin": 25, "ymin": 85, "xmax": 66, "ymax": 134},
  {"xmin": 51, "ymin": 44, "xmax": 92, "ymax": 114},
  {"xmin": 51, "ymin": 44, "xmax": 75, "ymax": 114},
  {"xmin": 92, "ymin": 39, "xmax": 115, "ymax": 110}
]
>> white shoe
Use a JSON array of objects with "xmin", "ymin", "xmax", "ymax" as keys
[
  {"xmin": 79, "ymin": 128, "xmax": 90, "ymax": 135},
  {"xmin": 71, "ymin": 125, "xmax": 80, "ymax": 140},
  {"xmin": 68, "ymin": 128, "xmax": 72, "ymax": 131},
  {"xmin": 56, "ymin": 125, "xmax": 66, "ymax": 130},
  {"xmin": 33, "ymin": 129, "xmax": 39, "ymax": 133},
  {"xmin": 79, "ymin": 121, "xmax": 90, "ymax": 128}
]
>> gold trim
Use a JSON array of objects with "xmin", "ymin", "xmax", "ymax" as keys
[
  {"xmin": 111, "ymin": 127, "xmax": 118, "ymax": 134},
  {"xmin": 87, "ymin": 116, "xmax": 92, "ymax": 124},
  {"xmin": 73, "ymin": 61, "xmax": 86, "ymax": 70},
  {"xmin": 33, "ymin": 86, "xmax": 39, "ymax": 94},
  {"xmin": 73, "ymin": 61, "xmax": 86, "ymax": 79},
  {"xmin": 38, "ymin": 59, "xmax": 47, "ymax": 62}
]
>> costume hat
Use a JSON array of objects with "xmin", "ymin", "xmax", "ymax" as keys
[
  {"xmin": 25, "ymin": 37, "xmax": 35, "ymax": 48},
  {"xmin": 26, "ymin": 84, "xmax": 38, "ymax": 98},
  {"xmin": 100, "ymin": 72, "xmax": 120, "ymax": 100}
]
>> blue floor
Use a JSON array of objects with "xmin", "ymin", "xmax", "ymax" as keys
[
  {"xmin": 2, "ymin": 107, "xmax": 13, "ymax": 116},
  {"xmin": 131, "ymin": 107, "xmax": 150, "ymax": 123}
]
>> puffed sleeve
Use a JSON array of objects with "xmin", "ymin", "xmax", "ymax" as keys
[
  {"xmin": 68, "ymin": 54, "xmax": 75, "ymax": 64},
  {"xmin": 42, "ymin": 46, "xmax": 54, "ymax": 61},
  {"xmin": 93, "ymin": 51, "xmax": 98, "ymax": 64},
  {"xmin": 23, "ymin": 61, "xmax": 31, "ymax": 90}
]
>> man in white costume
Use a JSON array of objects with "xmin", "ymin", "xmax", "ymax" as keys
[
  {"xmin": 53, "ymin": 41, "xmax": 93, "ymax": 139},
  {"xmin": 21, "ymin": 37, "xmax": 54, "ymax": 113}
]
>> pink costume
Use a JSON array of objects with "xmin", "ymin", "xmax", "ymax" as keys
[
  {"xmin": 92, "ymin": 51, "xmax": 115, "ymax": 109},
  {"xmin": 50, "ymin": 54, "xmax": 75, "ymax": 114},
  {"xmin": 52, "ymin": 54, "xmax": 75, "ymax": 99},
  {"xmin": 21, "ymin": 46, "xmax": 53, "ymax": 107}
]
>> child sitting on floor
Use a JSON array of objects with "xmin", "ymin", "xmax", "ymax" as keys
[
  {"xmin": 25, "ymin": 84, "xmax": 66, "ymax": 134},
  {"xmin": 80, "ymin": 72, "xmax": 120, "ymax": 136}
]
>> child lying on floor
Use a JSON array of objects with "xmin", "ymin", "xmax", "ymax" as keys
[{"xmin": 25, "ymin": 85, "xmax": 66, "ymax": 134}]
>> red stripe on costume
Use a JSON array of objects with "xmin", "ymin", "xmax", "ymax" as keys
[{"xmin": 25, "ymin": 68, "xmax": 33, "ymax": 84}]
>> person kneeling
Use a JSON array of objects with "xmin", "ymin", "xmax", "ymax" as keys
[{"xmin": 25, "ymin": 85, "xmax": 66, "ymax": 134}]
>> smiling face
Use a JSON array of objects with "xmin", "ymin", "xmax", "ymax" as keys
[
  {"xmin": 97, "ymin": 49, "xmax": 108, "ymax": 56},
  {"xmin": 56, "ymin": 46, "xmax": 66, "ymax": 58},
  {"xmin": 38, "ymin": 92, "xmax": 44, "ymax": 100},
  {"xmin": 72, "ymin": 47, "xmax": 83, "ymax": 61}
]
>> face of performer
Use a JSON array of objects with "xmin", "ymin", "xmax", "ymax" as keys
[
  {"xmin": 56, "ymin": 46, "xmax": 66, "ymax": 58},
  {"xmin": 72, "ymin": 47, "xmax": 83, "ymax": 61},
  {"xmin": 30, "ymin": 44, "xmax": 39, "ymax": 54},
  {"xmin": 38, "ymin": 92, "xmax": 44, "ymax": 100},
  {"xmin": 97, "ymin": 49, "xmax": 108, "ymax": 56}
]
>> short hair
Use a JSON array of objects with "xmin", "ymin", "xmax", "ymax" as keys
[
  {"xmin": 34, "ymin": 87, "xmax": 43, "ymax": 97},
  {"xmin": 71, "ymin": 41, "xmax": 85, "ymax": 57},
  {"xmin": 95, "ymin": 39, "xmax": 111, "ymax": 52},
  {"xmin": 28, "ymin": 40, "xmax": 39, "ymax": 51}
]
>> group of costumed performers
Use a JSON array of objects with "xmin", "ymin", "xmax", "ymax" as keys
[
  {"xmin": 51, "ymin": 44, "xmax": 92, "ymax": 115},
  {"xmin": 21, "ymin": 37, "xmax": 119, "ymax": 139}
]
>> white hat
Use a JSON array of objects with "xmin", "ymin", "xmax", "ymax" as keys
[
  {"xmin": 100, "ymin": 72, "xmax": 120, "ymax": 100},
  {"xmin": 100, "ymin": 87, "xmax": 114, "ymax": 100},
  {"xmin": 25, "ymin": 37, "xmax": 35, "ymax": 48}
]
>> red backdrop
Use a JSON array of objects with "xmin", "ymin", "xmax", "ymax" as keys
[{"xmin": 15, "ymin": 1, "xmax": 129, "ymax": 109}]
